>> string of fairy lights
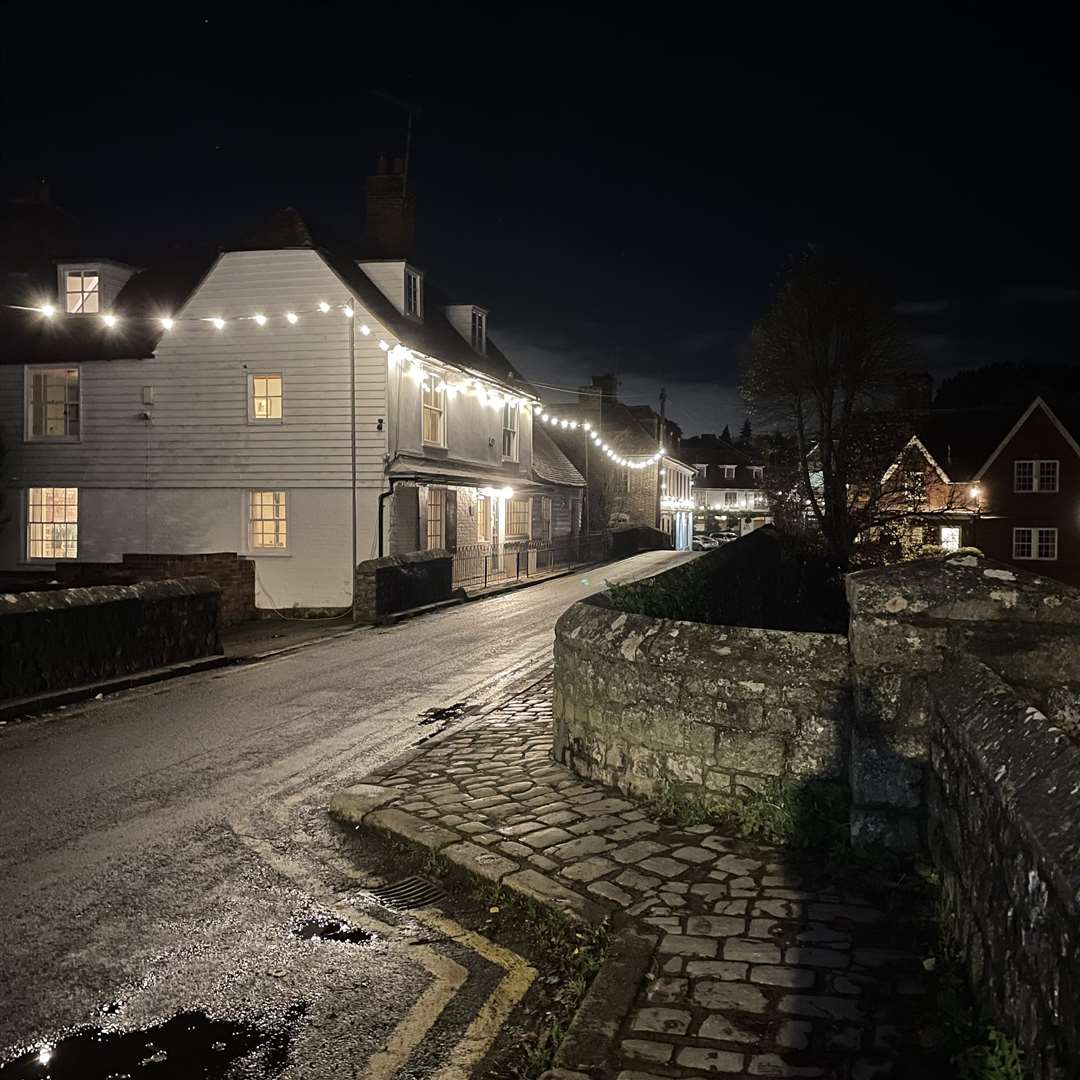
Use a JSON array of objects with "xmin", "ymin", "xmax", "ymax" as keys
[{"xmin": 11, "ymin": 299, "xmax": 674, "ymax": 471}]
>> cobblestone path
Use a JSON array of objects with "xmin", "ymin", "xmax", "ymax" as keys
[{"xmin": 361, "ymin": 677, "xmax": 927, "ymax": 1079}]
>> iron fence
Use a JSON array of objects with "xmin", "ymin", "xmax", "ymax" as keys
[{"xmin": 451, "ymin": 532, "xmax": 609, "ymax": 591}]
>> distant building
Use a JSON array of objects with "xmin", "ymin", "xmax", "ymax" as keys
[
  {"xmin": 676, "ymin": 433, "xmax": 771, "ymax": 536},
  {"xmin": 878, "ymin": 396, "xmax": 1080, "ymax": 585},
  {"xmin": 542, "ymin": 375, "xmax": 695, "ymax": 550}
]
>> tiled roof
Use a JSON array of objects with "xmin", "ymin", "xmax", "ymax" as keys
[{"xmin": 532, "ymin": 424, "xmax": 585, "ymax": 487}]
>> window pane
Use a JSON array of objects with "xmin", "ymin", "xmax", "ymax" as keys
[
  {"xmin": 1038, "ymin": 529, "xmax": 1057, "ymax": 559},
  {"xmin": 1039, "ymin": 461, "xmax": 1058, "ymax": 491},
  {"xmin": 1014, "ymin": 461, "xmax": 1034, "ymax": 491},
  {"xmin": 1013, "ymin": 530, "xmax": 1032, "ymax": 558},
  {"xmin": 27, "ymin": 487, "xmax": 78, "ymax": 558},
  {"xmin": 250, "ymin": 491, "xmax": 287, "ymax": 548}
]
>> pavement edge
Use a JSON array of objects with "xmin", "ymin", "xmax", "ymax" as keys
[{"xmin": 328, "ymin": 786, "xmax": 658, "ymax": 1079}]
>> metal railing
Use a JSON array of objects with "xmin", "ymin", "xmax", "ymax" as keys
[{"xmin": 452, "ymin": 532, "xmax": 609, "ymax": 591}]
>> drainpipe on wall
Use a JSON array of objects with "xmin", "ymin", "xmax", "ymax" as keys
[
  {"xmin": 377, "ymin": 474, "xmax": 422, "ymax": 558},
  {"xmin": 349, "ymin": 295, "xmax": 358, "ymax": 622}
]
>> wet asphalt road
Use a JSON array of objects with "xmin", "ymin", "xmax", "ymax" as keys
[{"xmin": 0, "ymin": 551, "xmax": 692, "ymax": 1077}]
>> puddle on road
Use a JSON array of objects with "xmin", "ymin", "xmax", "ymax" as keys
[
  {"xmin": 291, "ymin": 915, "xmax": 372, "ymax": 944},
  {"xmin": 0, "ymin": 1006, "xmax": 304, "ymax": 1078},
  {"xmin": 417, "ymin": 702, "xmax": 470, "ymax": 726}
]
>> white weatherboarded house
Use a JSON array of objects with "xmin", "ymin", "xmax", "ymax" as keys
[{"xmin": 0, "ymin": 213, "xmax": 584, "ymax": 610}]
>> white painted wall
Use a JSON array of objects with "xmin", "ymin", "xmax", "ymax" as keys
[
  {"xmin": 0, "ymin": 249, "xmax": 390, "ymax": 608},
  {"xmin": 356, "ymin": 260, "xmax": 407, "ymax": 313}
]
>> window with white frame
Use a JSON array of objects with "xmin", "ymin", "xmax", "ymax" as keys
[
  {"xmin": 1013, "ymin": 526, "xmax": 1057, "ymax": 560},
  {"xmin": 405, "ymin": 268, "xmax": 423, "ymax": 318},
  {"xmin": 1014, "ymin": 459, "xmax": 1058, "ymax": 492},
  {"xmin": 724, "ymin": 491, "xmax": 738, "ymax": 506},
  {"xmin": 422, "ymin": 381, "xmax": 445, "ymax": 445},
  {"xmin": 753, "ymin": 491, "xmax": 768, "ymax": 510},
  {"xmin": 64, "ymin": 270, "xmax": 99, "ymax": 313},
  {"xmin": 249, "ymin": 491, "xmax": 287, "ymax": 549},
  {"xmin": 250, "ymin": 374, "xmax": 283, "ymax": 420},
  {"xmin": 471, "ymin": 309, "xmax": 486, "ymax": 354},
  {"xmin": 501, "ymin": 402, "xmax": 518, "ymax": 460},
  {"xmin": 425, "ymin": 487, "xmax": 445, "ymax": 549},
  {"xmin": 507, "ymin": 497, "xmax": 530, "ymax": 538},
  {"xmin": 721, "ymin": 465, "xmax": 736, "ymax": 479},
  {"xmin": 27, "ymin": 367, "xmax": 80, "ymax": 439},
  {"xmin": 940, "ymin": 526, "xmax": 961, "ymax": 552},
  {"xmin": 751, "ymin": 466, "xmax": 764, "ymax": 481},
  {"xmin": 26, "ymin": 487, "xmax": 78, "ymax": 559}
]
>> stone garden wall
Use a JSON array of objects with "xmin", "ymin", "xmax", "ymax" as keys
[
  {"xmin": 552, "ymin": 595, "xmax": 851, "ymax": 798},
  {"xmin": 846, "ymin": 552, "xmax": 1080, "ymax": 850},
  {"xmin": 928, "ymin": 652, "xmax": 1080, "ymax": 1079},
  {"xmin": 1, "ymin": 577, "xmax": 222, "ymax": 700}
]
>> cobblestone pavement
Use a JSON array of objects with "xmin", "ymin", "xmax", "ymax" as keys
[{"xmin": 360, "ymin": 676, "xmax": 928, "ymax": 1079}]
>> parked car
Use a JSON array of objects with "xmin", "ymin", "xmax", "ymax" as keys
[
  {"xmin": 710, "ymin": 531, "xmax": 739, "ymax": 544},
  {"xmin": 692, "ymin": 535, "xmax": 719, "ymax": 551}
]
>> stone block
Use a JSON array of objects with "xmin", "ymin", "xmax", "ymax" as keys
[
  {"xmin": 328, "ymin": 784, "xmax": 397, "ymax": 824},
  {"xmin": 503, "ymin": 869, "xmax": 611, "ymax": 923},
  {"xmin": 365, "ymin": 808, "xmax": 458, "ymax": 851},
  {"xmin": 442, "ymin": 841, "xmax": 519, "ymax": 883}
]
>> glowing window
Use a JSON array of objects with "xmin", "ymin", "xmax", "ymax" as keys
[
  {"xmin": 27, "ymin": 487, "xmax": 78, "ymax": 559},
  {"xmin": 477, "ymin": 494, "xmax": 491, "ymax": 542},
  {"xmin": 425, "ymin": 487, "xmax": 444, "ymax": 549},
  {"xmin": 250, "ymin": 374, "xmax": 283, "ymax": 420},
  {"xmin": 940, "ymin": 526, "xmax": 961, "ymax": 552},
  {"xmin": 27, "ymin": 367, "xmax": 80, "ymax": 439},
  {"xmin": 65, "ymin": 271, "xmax": 99, "ymax": 313},
  {"xmin": 405, "ymin": 268, "xmax": 423, "ymax": 318},
  {"xmin": 249, "ymin": 491, "xmax": 287, "ymax": 549},
  {"xmin": 506, "ymin": 498, "xmax": 530, "ymax": 538}
]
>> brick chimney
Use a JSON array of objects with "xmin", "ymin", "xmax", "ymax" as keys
[{"xmin": 364, "ymin": 152, "xmax": 416, "ymax": 258}]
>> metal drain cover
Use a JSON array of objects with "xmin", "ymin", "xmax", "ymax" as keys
[{"xmin": 366, "ymin": 875, "xmax": 446, "ymax": 910}]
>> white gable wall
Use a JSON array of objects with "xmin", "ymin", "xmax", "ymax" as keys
[{"xmin": 0, "ymin": 249, "xmax": 392, "ymax": 609}]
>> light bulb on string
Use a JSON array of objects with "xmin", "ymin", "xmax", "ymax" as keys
[
  {"xmin": 101, "ymin": 314, "xmax": 118, "ymax": 328},
  {"xmin": 253, "ymin": 314, "xmax": 267, "ymax": 326},
  {"xmin": 344, "ymin": 306, "xmax": 354, "ymax": 318},
  {"xmin": 318, "ymin": 301, "xmax": 331, "ymax": 313},
  {"xmin": 286, "ymin": 312, "xmax": 298, "ymax": 324},
  {"xmin": 41, "ymin": 304, "xmax": 55, "ymax": 317},
  {"xmin": 211, "ymin": 318, "xmax": 226, "ymax": 330},
  {"xmin": 160, "ymin": 317, "xmax": 174, "ymax": 330}
]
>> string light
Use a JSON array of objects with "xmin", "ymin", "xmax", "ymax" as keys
[
  {"xmin": 286, "ymin": 312, "xmax": 299, "ymax": 324},
  {"xmin": 360, "ymin": 324, "xmax": 371, "ymax": 335},
  {"xmin": 101, "ymin": 314, "xmax": 118, "ymax": 328},
  {"xmin": 343, "ymin": 306, "xmax": 354, "ymax": 318},
  {"xmin": 41, "ymin": 304, "xmax": 55, "ymax": 318},
  {"xmin": 253, "ymin": 314, "xmax": 267, "ymax": 326},
  {"xmin": 160, "ymin": 317, "xmax": 174, "ymax": 330},
  {"xmin": 318, "ymin": 301, "xmax": 331, "ymax": 313},
  {"xmin": 211, "ymin": 318, "xmax": 226, "ymax": 330}
]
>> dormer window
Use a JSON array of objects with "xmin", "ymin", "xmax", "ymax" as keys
[
  {"xmin": 750, "ymin": 466, "xmax": 764, "ymax": 481},
  {"xmin": 405, "ymin": 268, "xmax": 423, "ymax": 318},
  {"xmin": 65, "ymin": 270, "xmax": 99, "ymax": 313},
  {"xmin": 721, "ymin": 465, "xmax": 737, "ymax": 479},
  {"xmin": 471, "ymin": 309, "xmax": 487, "ymax": 354}
]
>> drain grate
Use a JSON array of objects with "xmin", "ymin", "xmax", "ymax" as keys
[{"xmin": 366, "ymin": 875, "xmax": 446, "ymax": 910}]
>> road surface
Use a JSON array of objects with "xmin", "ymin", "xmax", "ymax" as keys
[{"xmin": 0, "ymin": 550, "xmax": 692, "ymax": 1077}]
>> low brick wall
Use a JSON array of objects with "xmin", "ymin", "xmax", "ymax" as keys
[
  {"xmin": 552, "ymin": 595, "xmax": 851, "ymax": 798},
  {"xmin": 52, "ymin": 552, "xmax": 256, "ymax": 627},
  {"xmin": 0, "ymin": 578, "xmax": 222, "ymax": 701},
  {"xmin": 928, "ymin": 652, "xmax": 1080, "ymax": 1079},
  {"xmin": 354, "ymin": 549, "xmax": 454, "ymax": 625}
]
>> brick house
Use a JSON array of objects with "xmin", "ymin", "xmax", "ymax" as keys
[
  {"xmin": 541, "ymin": 375, "xmax": 695, "ymax": 550},
  {"xmin": 880, "ymin": 396, "xmax": 1080, "ymax": 585}
]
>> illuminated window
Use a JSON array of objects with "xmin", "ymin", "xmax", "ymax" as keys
[
  {"xmin": 721, "ymin": 465, "xmax": 736, "ymax": 479},
  {"xmin": 1014, "ymin": 459, "xmax": 1058, "ymax": 492},
  {"xmin": 425, "ymin": 487, "xmax": 445, "ymax": 549},
  {"xmin": 724, "ymin": 491, "xmax": 738, "ymax": 506},
  {"xmin": 27, "ymin": 367, "xmax": 80, "ymax": 439},
  {"xmin": 422, "ymin": 381, "xmax": 445, "ymax": 445},
  {"xmin": 471, "ymin": 309, "xmax": 486, "ymax": 353},
  {"xmin": 27, "ymin": 487, "xmax": 78, "ymax": 559},
  {"xmin": 507, "ymin": 498, "xmax": 530, "ymax": 538},
  {"xmin": 65, "ymin": 271, "xmax": 99, "ymax": 313},
  {"xmin": 940, "ymin": 526, "xmax": 961, "ymax": 552},
  {"xmin": 249, "ymin": 491, "xmax": 287, "ymax": 549},
  {"xmin": 1013, "ymin": 527, "xmax": 1057, "ymax": 560},
  {"xmin": 405, "ymin": 268, "xmax": 423, "ymax": 318},
  {"xmin": 250, "ymin": 374, "xmax": 283, "ymax": 420},
  {"xmin": 477, "ymin": 494, "xmax": 491, "ymax": 542},
  {"xmin": 501, "ymin": 402, "xmax": 518, "ymax": 460}
]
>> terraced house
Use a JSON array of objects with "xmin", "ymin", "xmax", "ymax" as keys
[{"xmin": 0, "ymin": 193, "xmax": 585, "ymax": 612}]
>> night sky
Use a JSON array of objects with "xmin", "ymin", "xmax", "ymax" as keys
[{"xmin": 4, "ymin": 8, "xmax": 1078, "ymax": 434}]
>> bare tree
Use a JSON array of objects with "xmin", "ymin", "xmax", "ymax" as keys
[{"xmin": 742, "ymin": 248, "xmax": 912, "ymax": 568}]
